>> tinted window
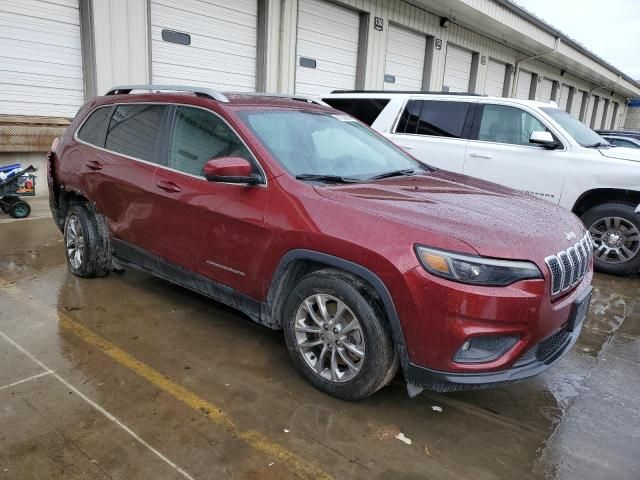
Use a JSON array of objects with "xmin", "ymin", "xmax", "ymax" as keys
[
  {"xmin": 396, "ymin": 100, "xmax": 422, "ymax": 134},
  {"xmin": 168, "ymin": 106, "xmax": 253, "ymax": 177},
  {"xmin": 322, "ymin": 98, "xmax": 390, "ymax": 126},
  {"xmin": 415, "ymin": 101, "xmax": 470, "ymax": 137},
  {"xmin": 105, "ymin": 105, "xmax": 166, "ymax": 162},
  {"xmin": 477, "ymin": 104, "xmax": 548, "ymax": 146},
  {"xmin": 77, "ymin": 107, "xmax": 111, "ymax": 146}
]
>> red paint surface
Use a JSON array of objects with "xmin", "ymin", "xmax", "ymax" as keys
[{"xmin": 52, "ymin": 92, "xmax": 592, "ymax": 373}]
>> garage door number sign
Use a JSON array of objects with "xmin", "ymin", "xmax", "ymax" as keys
[{"xmin": 374, "ymin": 17, "xmax": 384, "ymax": 31}]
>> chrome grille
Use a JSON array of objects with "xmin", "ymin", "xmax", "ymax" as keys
[{"xmin": 545, "ymin": 233, "xmax": 593, "ymax": 295}]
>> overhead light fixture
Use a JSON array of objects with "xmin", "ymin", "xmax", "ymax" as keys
[
  {"xmin": 560, "ymin": 69, "xmax": 566, "ymax": 77},
  {"xmin": 440, "ymin": 17, "xmax": 450, "ymax": 28}
]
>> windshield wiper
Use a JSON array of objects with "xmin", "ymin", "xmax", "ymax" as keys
[
  {"xmin": 295, "ymin": 173, "xmax": 361, "ymax": 184},
  {"xmin": 367, "ymin": 168, "xmax": 418, "ymax": 181},
  {"xmin": 584, "ymin": 141, "xmax": 611, "ymax": 148}
]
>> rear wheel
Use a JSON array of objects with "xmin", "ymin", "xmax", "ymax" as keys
[
  {"xmin": 9, "ymin": 200, "xmax": 30, "ymax": 219},
  {"xmin": 581, "ymin": 202, "xmax": 640, "ymax": 275},
  {"xmin": 282, "ymin": 269, "xmax": 396, "ymax": 400},
  {"xmin": 1, "ymin": 195, "xmax": 20, "ymax": 214},
  {"xmin": 64, "ymin": 203, "xmax": 111, "ymax": 278}
]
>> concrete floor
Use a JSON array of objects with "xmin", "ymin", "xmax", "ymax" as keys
[{"xmin": 1, "ymin": 198, "xmax": 639, "ymax": 480}]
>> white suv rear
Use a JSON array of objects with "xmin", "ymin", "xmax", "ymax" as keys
[{"xmin": 323, "ymin": 92, "xmax": 640, "ymax": 275}]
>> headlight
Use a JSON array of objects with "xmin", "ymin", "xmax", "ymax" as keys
[{"xmin": 415, "ymin": 245, "xmax": 542, "ymax": 286}]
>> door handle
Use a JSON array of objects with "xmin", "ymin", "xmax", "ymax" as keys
[
  {"xmin": 86, "ymin": 160, "xmax": 102, "ymax": 171},
  {"xmin": 398, "ymin": 144, "xmax": 414, "ymax": 150},
  {"xmin": 156, "ymin": 180, "xmax": 182, "ymax": 193},
  {"xmin": 469, "ymin": 153, "xmax": 492, "ymax": 159}
]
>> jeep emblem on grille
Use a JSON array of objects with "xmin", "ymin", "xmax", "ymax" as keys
[{"xmin": 565, "ymin": 231, "xmax": 577, "ymax": 241}]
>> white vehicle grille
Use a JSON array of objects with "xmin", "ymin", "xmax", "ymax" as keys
[{"xmin": 545, "ymin": 233, "xmax": 593, "ymax": 295}]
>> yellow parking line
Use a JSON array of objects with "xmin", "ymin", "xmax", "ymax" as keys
[{"xmin": 1, "ymin": 282, "xmax": 332, "ymax": 480}]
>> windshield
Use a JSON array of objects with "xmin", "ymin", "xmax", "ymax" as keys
[
  {"xmin": 541, "ymin": 107, "xmax": 608, "ymax": 147},
  {"xmin": 237, "ymin": 110, "xmax": 426, "ymax": 180}
]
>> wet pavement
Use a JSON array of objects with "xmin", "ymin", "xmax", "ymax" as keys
[{"xmin": 1, "ymin": 200, "xmax": 639, "ymax": 479}]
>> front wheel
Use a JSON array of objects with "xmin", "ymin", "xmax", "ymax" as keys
[
  {"xmin": 282, "ymin": 268, "xmax": 396, "ymax": 400},
  {"xmin": 9, "ymin": 200, "xmax": 30, "ymax": 219},
  {"xmin": 581, "ymin": 202, "xmax": 640, "ymax": 275}
]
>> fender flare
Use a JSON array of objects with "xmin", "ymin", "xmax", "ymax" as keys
[{"xmin": 264, "ymin": 249, "xmax": 408, "ymax": 360}]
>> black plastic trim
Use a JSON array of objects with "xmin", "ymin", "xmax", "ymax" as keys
[
  {"xmin": 112, "ymin": 239, "xmax": 267, "ymax": 327},
  {"xmin": 264, "ymin": 249, "xmax": 409, "ymax": 368}
]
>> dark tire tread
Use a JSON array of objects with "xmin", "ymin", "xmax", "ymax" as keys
[
  {"xmin": 282, "ymin": 268, "xmax": 396, "ymax": 400},
  {"xmin": 64, "ymin": 203, "xmax": 111, "ymax": 278},
  {"xmin": 581, "ymin": 201, "xmax": 640, "ymax": 276}
]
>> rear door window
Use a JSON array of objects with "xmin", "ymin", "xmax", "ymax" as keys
[
  {"xmin": 105, "ymin": 104, "xmax": 167, "ymax": 162},
  {"xmin": 77, "ymin": 106, "xmax": 112, "ymax": 147},
  {"xmin": 322, "ymin": 98, "xmax": 390, "ymax": 126},
  {"xmin": 395, "ymin": 100, "xmax": 472, "ymax": 138},
  {"xmin": 168, "ymin": 106, "xmax": 253, "ymax": 177}
]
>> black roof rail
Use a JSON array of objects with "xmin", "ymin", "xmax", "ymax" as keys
[
  {"xmin": 328, "ymin": 90, "xmax": 485, "ymax": 96},
  {"xmin": 105, "ymin": 84, "xmax": 229, "ymax": 103}
]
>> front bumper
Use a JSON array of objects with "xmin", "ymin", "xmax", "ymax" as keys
[{"xmin": 404, "ymin": 285, "xmax": 592, "ymax": 394}]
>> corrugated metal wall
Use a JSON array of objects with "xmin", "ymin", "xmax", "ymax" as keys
[{"xmin": 1, "ymin": 0, "xmax": 634, "ymax": 127}]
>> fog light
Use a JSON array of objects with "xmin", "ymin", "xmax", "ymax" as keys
[{"xmin": 454, "ymin": 336, "xmax": 519, "ymax": 363}]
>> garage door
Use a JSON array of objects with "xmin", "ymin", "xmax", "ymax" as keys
[
  {"xmin": 150, "ymin": 0, "xmax": 258, "ymax": 91},
  {"xmin": 484, "ymin": 59, "xmax": 506, "ymax": 97},
  {"xmin": 295, "ymin": 0, "xmax": 360, "ymax": 96},
  {"xmin": 558, "ymin": 85, "xmax": 571, "ymax": 111},
  {"xmin": 515, "ymin": 70, "xmax": 533, "ymax": 99},
  {"xmin": 0, "ymin": 0, "xmax": 83, "ymax": 117},
  {"xmin": 571, "ymin": 90, "xmax": 584, "ymax": 119},
  {"xmin": 384, "ymin": 24, "xmax": 426, "ymax": 91},
  {"xmin": 592, "ymin": 97, "xmax": 604, "ymax": 128},
  {"xmin": 538, "ymin": 78, "xmax": 553, "ymax": 103},
  {"xmin": 443, "ymin": 44, "xmax": 473, "ymax": 93}
]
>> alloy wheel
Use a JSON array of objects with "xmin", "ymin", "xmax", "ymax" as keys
[
  {"xmin": 589, "ymin": 216, "xmax": 640, "ymax": 264},
  {"xmin": 65, "ymin": 214, "xmax": 85, "ymax": 269},
  {"xmin": 294, "ymin": 294, "xmax": 365, "ymax": 383}
]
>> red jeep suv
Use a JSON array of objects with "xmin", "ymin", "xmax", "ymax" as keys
[{"xmin": 48, "ymin": 85, "xmax": 593, "ymax": 400}]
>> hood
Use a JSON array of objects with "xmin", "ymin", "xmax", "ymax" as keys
[
  {"xmin": 598, "ymin": 147, "xmax": 640, "ymax": 162},
  {"xmin": 315, "ymin": 171, "xmax": 585, "ymax": 265}
]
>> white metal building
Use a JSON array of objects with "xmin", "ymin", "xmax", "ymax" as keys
[{"xmin": 2, "ymin": 0, "xmax": 640, "ymax": 187}]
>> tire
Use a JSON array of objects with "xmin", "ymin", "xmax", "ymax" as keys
[
  {"xmin": 1, "ymin": 195, "xmax": 19, "ymax": 214},
  {"xmin": 9, "ymin": 200, "xmax": 31, "ymax": 219},
  {"xmin": 282, "ymin": 268, "xmax": 396, "ymax": 400},
  {"xmin": 63, "ymin": 203, "xmax": 112, "ymax": 278},
  {"xmin": 581, "ymin": 202, "xmax": 640, "ymax": 275}
]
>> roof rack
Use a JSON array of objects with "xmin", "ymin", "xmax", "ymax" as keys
[
  {"xmin": 105, "ymin": 84, "xmax": 229, "ymax": 103},
  {"xmin": 226, "ymin": 92, "xmax": 328, "ymax": 106},
  {"xmin": 329, "ymin": 90, "xmax": 485, "ymax": 96}
]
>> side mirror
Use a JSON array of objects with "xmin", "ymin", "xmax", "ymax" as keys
[
  {"xmin": 529, "ymin": 130, "xmax": 558, "ymax": 149},
  {"xmin": 203, "ymin": 157, "xmax": 261, "ymax": 184}
]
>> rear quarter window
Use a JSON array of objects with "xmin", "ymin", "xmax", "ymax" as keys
[
  {"xmin": 77, "ymin": 106, "xmax": 112, "ymax": 147},
  {"xmin": 396, "ymin": 100, "xmax": 471, "ymax": 138},
  {"xmin": 322, "ymin": 98, "xmax": 390, "ymax": 126}
]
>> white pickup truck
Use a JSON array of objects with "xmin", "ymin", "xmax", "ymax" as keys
[{"xmin": 323, "ymin": 92, "xmax": 640, "ymax": 276}]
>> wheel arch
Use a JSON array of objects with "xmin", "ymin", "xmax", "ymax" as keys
[
  {"xmin": 572, "ymin": 188, "xmax": 640, "ymax": 217},
  {"xmin": 264, "ymin": 250, "xmax": 408, "ymax": 358},
  {"xmin": 55, "ymin": 189, "xmax": 90, "ymax": 230}
]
